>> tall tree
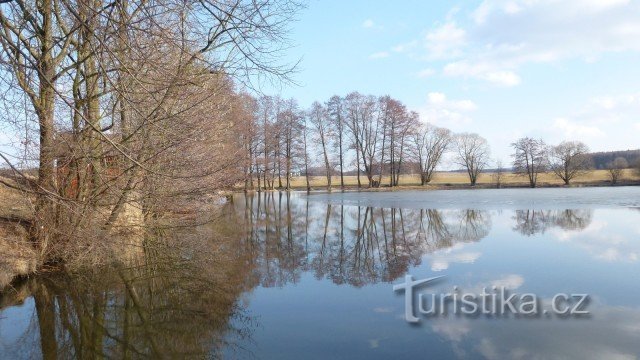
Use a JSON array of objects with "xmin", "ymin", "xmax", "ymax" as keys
[
  {"xmin": 606, "ymin": 157, "xmax": 628, "ymax": 184},
  {"xmin": 357, "ymin": 95, "xmax": 381, "ymax": 187},
  {"xmin": 0, "ymin": 0, "xmax": 302, "ymax": 263},
  {"xmin": 326, "ymin": 95, "xmax": 346, "ymax": 189},
  {"xmin": 344, "ymin": 92, "xmax": 364, "ymax": 188},
  {"xmin": 550, "ymin": 141, "xmax": 591, "ymax": 185},
  {"xmin": 280, "ymin": 99, "xmax": 303, "ymax": 190},
  {"xmin": 413, "ymin": 124, "xmax": 452, "ymax": 185},
  {"xmin": 308, "ymin": 101, "xmax": 332, "ymax": 190},
  {"xmin": 512, "ymin": 137, "xmax": 549, "ymax": 188},
  {"xmin": 454, "ymin": 133, "xmax": 490, "ymax": 186},
  {"xmin": 0, "ymin": 0, "xmax": 73, "ymax": 254}
]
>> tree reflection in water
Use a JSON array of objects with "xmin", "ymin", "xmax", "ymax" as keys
[
  {"xmin": 0, "ymin": 220, "xmax": 257, "ymax": 359},
  {"xmin": 512, "ymin": 209, "xmax": 593, "ymax": 236},
  {"xmin": 234, "ymin": 192, "xmax": 492, "ymax": 288},
  {"xmin": 0, "ymin": 192, "xmax": 597, "ymax": 358}
]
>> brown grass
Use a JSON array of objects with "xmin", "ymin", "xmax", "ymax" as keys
[
  {"xmin": 286, "ymin": 169, "xmax": 640, "ymax": 189},
  {"xmin": 0, "ymin": 179, "xmax": 36, "ymax": 289},
  {"xmin": 0, "ymin": 178, "xmax": 33, "ymax": 221}
]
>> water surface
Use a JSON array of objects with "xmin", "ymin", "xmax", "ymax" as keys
[{"xmin": 2, "ymin": 187, "xmax": 640, "ymax": 359}]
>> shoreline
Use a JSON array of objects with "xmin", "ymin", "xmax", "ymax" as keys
[{"xmin": 235, "ymin": 179, "xmax": 640, "ymax": 193}]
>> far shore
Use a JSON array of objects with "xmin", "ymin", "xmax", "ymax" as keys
[{"xmin": 239, "ymin": 169, "xmax": 640, "ymax": 192}]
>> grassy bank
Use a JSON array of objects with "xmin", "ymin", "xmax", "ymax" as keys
[
  {"xmin": 284, "ymin": 169, "xmax": 640, "ymax": 190},
  {"xmin": 0, "ymin": 180, "xmax": 36, "ymax": 288}
]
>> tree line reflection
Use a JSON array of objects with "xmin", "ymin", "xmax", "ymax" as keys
[
  {"xmin": 513, "ymin": 209, "xmax": 593, "ymax": 236},
  {"xmin": 0, "ymin": 192, "xmax": 595, "ymax": 358},
  {"xmin": 234, "ymin": 192, "xmax": 593, "ymax": 288},
  {"xmin": 0, "ymin": 225, "xmax": 257, "ymax": 359}
]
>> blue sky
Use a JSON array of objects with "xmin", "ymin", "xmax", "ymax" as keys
[{"xmin": 273, "ymin": 0, "xmax": 640, "ymax": 162}]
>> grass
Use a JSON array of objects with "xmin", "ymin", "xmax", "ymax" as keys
[
  {"xmin": 0, "ymin": 178, "xmax": 36, "ymax": 289},
  {"xmin": 284, "ymin": 169, "xmax": 639, "ymax": 189},
  {"xmin": 0, "ymin": 178, "xmax": 32, "ymax": 221}
]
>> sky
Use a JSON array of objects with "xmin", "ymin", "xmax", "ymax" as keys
[{"xmin": 271, "ymin": 0, "xmax": 640, "ymax": 163}]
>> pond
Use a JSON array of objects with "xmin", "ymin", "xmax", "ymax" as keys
[{"xmin": 1, "ymin": 187, "xmax": 640, "ymax": 359}]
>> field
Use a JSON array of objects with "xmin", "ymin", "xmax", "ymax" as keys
[{"xmin": 285, "ymin": 169, "xmax": 640, "ymax": 189}]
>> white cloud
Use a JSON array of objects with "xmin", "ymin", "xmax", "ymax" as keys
[
  {"xmin": 470, "ymin": 0, "xmax": 640, "ymax": 58},
  {"xmin": 427, "ymin": 92, "xmax": 477, "ymax": 111},
  {"xmin": 417, "ymin": 68, "xmax": 436, "ymax": 78},
  {"xmin": 552, "ymin": 118, "xmax": 605, "ymax": 139},
  {"xmin": 428, "ymin": 92, "xmax": 446, "ymax": 104},
  {"xmin": 420, "ymin": 92, "xmax": 478, "ymax": 129},
  {"xmin": 431, "ymin": 320, "xmax": 471, "ymax": 342},
  {"xmin": 403, "ymin": 1, "xmax": 640, "ymax": 86},
  {"xmin": 489, "ymin": 274, "xmax": 524, "ymax": 290},
  {"xmin": 432, "ymin": 303, "xmax": 640, "ymax": 359},
  {"xmin": 369, "ymin": 51, "xmax": 389, "ymax": 59},
  {"xmin": 480, "ymin": 71, "xmax": 521, "ymax": 87},
  {"xmin": 443, "ymin": 61, "xmax": 521, "ymax": 86},
  {"xmin": 550, "ymin": 212, "xmax": 640, "ymax": 263},
  {"xmin": 391, "ymin": 40, "xmax": 418, "ymax": 54},
  {"xmin": 590, "ymin": 93, "xmax": 640, "ymax": 112},
  {"xmin": 431, "ymin": 251, "xmax": 481, "ymax": 271},
  {"xmin": 473, "ymin": 0, "xmax": 632, "ymax": 25},
  {"xmin": 544, "ymin": 92, "xmax": 640, "ymax": 152},
  {"xmin": 362, "ymin": 19, "xmax": 375, "ymax": 28},
  {"xmin": 424, "ymin": 22, "xmax": 466, "ymax": 60}
]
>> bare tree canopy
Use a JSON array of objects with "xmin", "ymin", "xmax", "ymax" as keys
[
  {"xmin": 607, "ymin": 157, "xmax": 628, "ymax": 184},
  {"xmin": 326, "ymin": 95, "xmax": 346, "ymax": 188},
  {"xmin": 492, "ymin": 159, "xmax": 506, "ymax": 188},
  {"xmin": 308, "ymin": 101, "xmax": 332, "ymax": 189},
  {"xmin": 550, "ymin": 141, "xmax": 591, "ymax": 185},
  {"xmin": 412, "ymin": 124, "xmax": 451, "ymax": 185},
  {"xmin": 511, "ymin": 137, "xmax": 548, "ymax": 188},
  {"xmin": 454, "ymin": 133, "xmax": 490, "ymax": 186}
]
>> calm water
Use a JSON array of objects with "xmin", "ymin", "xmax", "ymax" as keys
[{"xmin": 2, "ymin": 187, "xmax": 640, "ymax": 359}]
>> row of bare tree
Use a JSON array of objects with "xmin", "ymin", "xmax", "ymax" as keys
[
  {"xmin": 510, "ymin": 138, "xmax": 637, "ymax": 187},
  {"xmin": 0, "ymin": 0, "xmax": 302, "ymax": 264},
  {"xmin": 240, "ymin": 97, "xmax": 638, "ymax": 191},
  {"xmin": 238, "ymin": 92, "xmax": 493, "ymax": 191}
]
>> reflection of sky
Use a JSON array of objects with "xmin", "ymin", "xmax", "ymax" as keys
[
  {"xmin": 0, "ymin": 298, "xmax": 41, "ymax": 359},
  {"xmin": 226, "ymin": 189, "xmax": 640, "ymax": 359},
  {"xmin": 3, "ymin": 189, "xmax": 640, "ymax": 359}
]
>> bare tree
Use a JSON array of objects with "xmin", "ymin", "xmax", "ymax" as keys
[
  {"xmin": 413, "ymin": 124, "xmax": 452, "ymax": 185},
  {"xmin": 511, "ymin": 137, "xmax": 548, "ymax": 188},
  {"xmin": 492, "ymin": 159, "xmax": 506, "ymax": 188},
  {"xmin": 454, "ymin": 133, "xmax": 490, "ymax": 186},
  {"xmin": 326, "ymin": 95, "xmax": 345, "ymax": 189},
  {"xmin": 550, "ymin": 141, "xmax": 591, "ymax": 185},
  {"xmin": 302, "ymin": 117, "xmax": 311, "ymax": 192},
  {"xmin": 358, "ymin": 96, "xmax": 381, "ymax": 187},
  {"xmin": 387, "ymin": 102, "xmax": 418, "ymax": 187},
  {"xmin": 308, "ymin": 101, "xmax": 332, "ymax": 190},
  {"xmin": 0, "ymin": 0, "xmax": 303, "ymax": 264},
  {"xmin": 280, "ymin": 99, "xmax": 303, "ymax": 190},
  {"xmin": 344, "ymin": 92, "xmax": 381, "ymax": 187},
  {"xmin": 606, "ymin": 157, "xmax": 628, "ymax": 184},
  {"xmin": 344, "ymin": 92, "xmax": 363, "ymax": 188}
]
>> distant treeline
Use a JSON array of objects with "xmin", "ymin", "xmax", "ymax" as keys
[{"xmin": 587, "ymin": 149, "xmax": 640, "ymax": 169}]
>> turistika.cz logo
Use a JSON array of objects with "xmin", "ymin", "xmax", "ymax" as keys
[{"xmin": 393, "ymin": 274, "xmax": 589, "ymax": 323}]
